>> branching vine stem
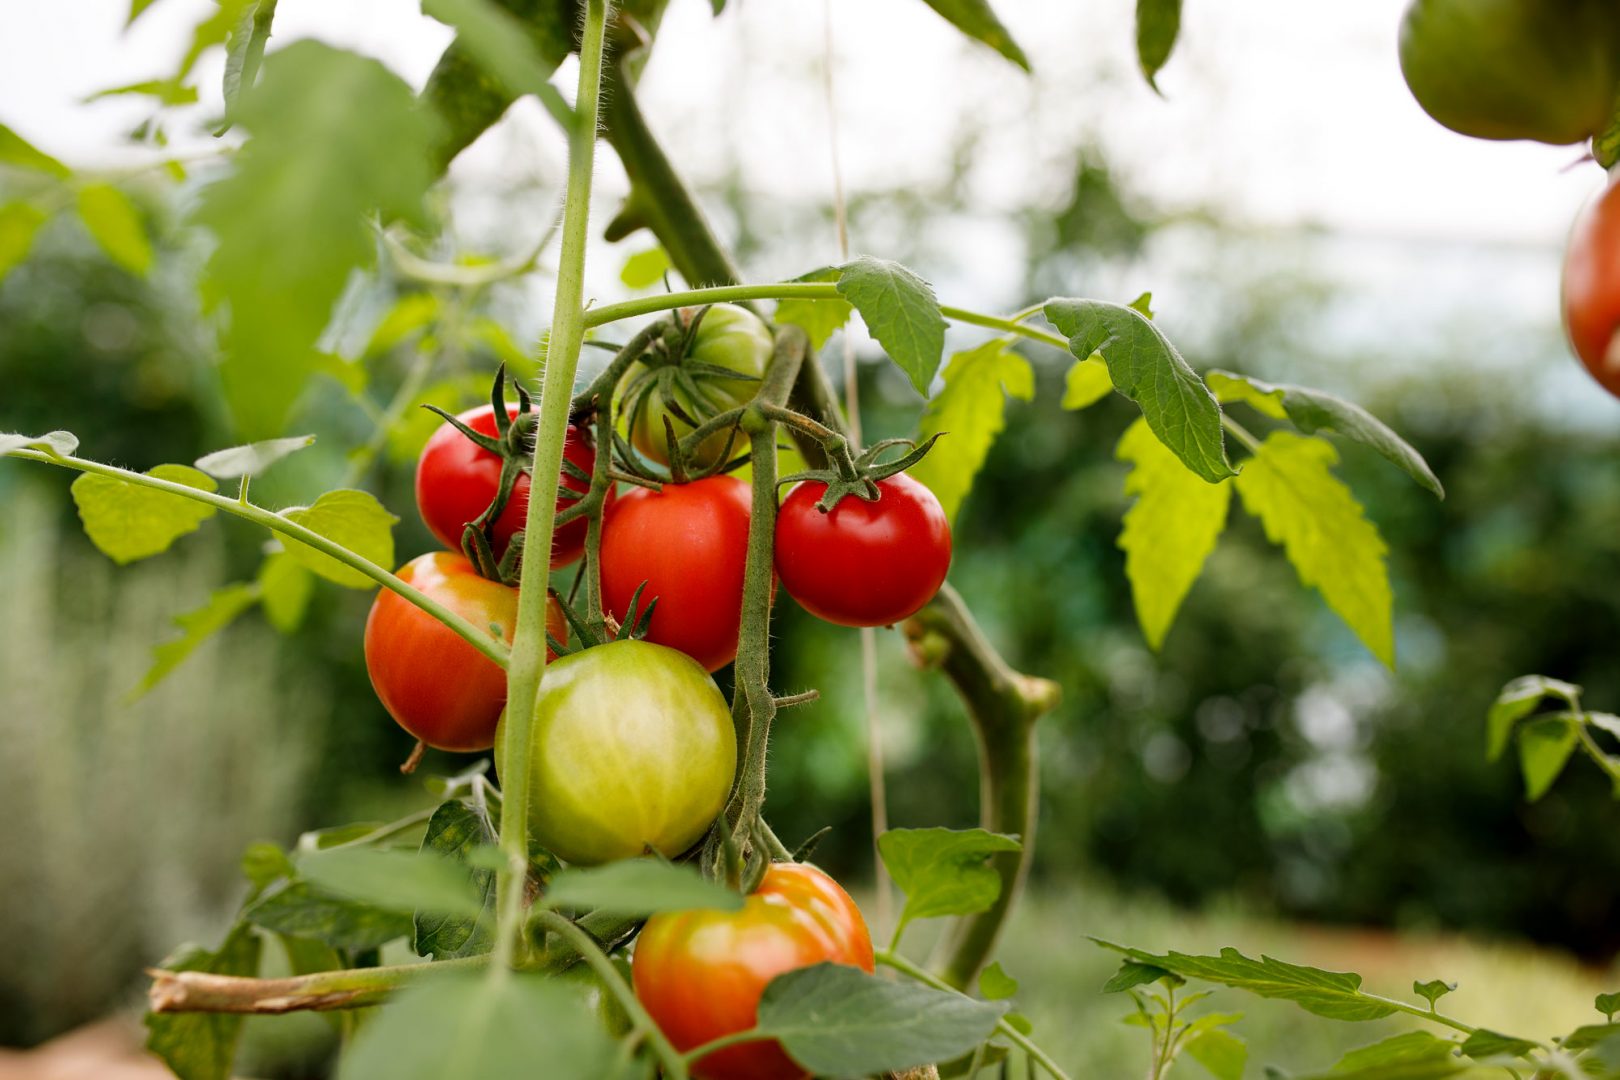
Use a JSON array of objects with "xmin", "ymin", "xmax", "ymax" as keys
[{"xmin": 6, "ymin": 448, "xmax": 509, "ymax": 667}]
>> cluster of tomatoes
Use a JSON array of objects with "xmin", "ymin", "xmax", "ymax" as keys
[
  {"xmin": 1398, "ymin": 0, "xmax": 1620, "ymax": 399},
  {"xmin": 360, "ymin": 304, "xmax": 950, "ymax": 1078}
]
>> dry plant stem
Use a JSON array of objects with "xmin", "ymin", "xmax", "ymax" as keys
[
  {"xmin": 902, "ymin": 583, "xmax": 1060, "ymax": 990},
  {"xmin": 148, "ymin": 957, "xmax": 487, "ymax": 1015}
]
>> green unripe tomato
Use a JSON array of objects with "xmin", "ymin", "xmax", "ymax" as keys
[
  {"xmin": 557, "ymin": 962, "xmax": 635, "ymax": 1038},
  {"xmin": 495, "ymin": 639, "xmax": 736, "ymax": 865},
  {"xmin": 1399, "ymin": 0, "xmax": 1620, "ymax": 145},
  {"xmin": 619, "ymin": 304, "xmax": 774, "ymax": 470}
]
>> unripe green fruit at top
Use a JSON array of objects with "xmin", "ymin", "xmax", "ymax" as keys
[
  {"xmin": 618, "ymin": 304, "xmax": 774, "ymax": 470},
  {"xmin": 1399, "ymin": 0, "xmax": 1620, "ymax": 145}
]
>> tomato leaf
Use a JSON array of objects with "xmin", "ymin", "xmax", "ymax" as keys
[
  {"xmin": 1208, "ymin": 370, "xmax": 1444, "ymax": 498},
  {"xmin": 1136, "ymin": 0, "xmax": 1183, "ymax": 91},
  {"xmin": 620, "ymin": 246, "xmax": 672, "ymax": 289},
  {"xmin": 0, "ymin": 121, "xmax": 71, "ymax": 177},
  {"xmin": 337, "ymin": 971, "xmax": 617, "ymax": 1080},
  {"xmin": 776, "ymin": 266, "xmax": 853, "ymax": 350},
  {"xmin": 1232, "ymin": 432, "xmax": 1394, "ymax": 667},
  {"xmin": 193, "ymin": 41, "xmax": 440, "ymax": 438},
  {"xmin": 835, "ymin": 256, "xmax": 948, "ymax": 396},
  {"xmin": 279, "ymin": 489, "xmax": 398, "ymax": 589},
  {"xmin": 414, "ymin": 801, "xmax": 499, "ymax": 960},
  {"xmin": 1062, "ymin": 356, "xmax": 1112, "ymax": 410},
  {"xmin": 258, "ymin": 551, "xmax": 314, "ymax": 632},
  {"xmin": 1517, "ymin": 717, "xmax": 1579, "ymax": 802},
  {"xmin": 1116, "ymin": 417, "xmax": 1232, "ymax": 651},
  {"xmin": 244, "ymin": 880, "xmax": 414, "ymax": 951},
  {"xmin": 1045, "ymin": 298, "xmax": 1234, "ymax": 483},
  {"xmin": 299, "ymin": 848, "xmax": 485, "ymax": 919},
  {"xmin": 543, "ymin": 859, "xmax": 745, "ymax": 916},
  {"xmin": 1093, "ymin": 940, "xmax": 1398, "ymax": 1022},
  {"xmin": 1185, "ymin": 1026, "xmax": 1247, "ymax": 1080},
  {"xmin": 757, "ymin": 963, "xmax": 1008, "ymax": 1078},
  {"xmin": 0, "ymin": 429, "xmax": 78, "ymax": 457},
  {"xmin": 220, "ymin": 0, "xmax": 274, "ymax": 118},
  {"xmin": 132, "ymin": 582, "xmax": 259, "ymax": 699},
  {"xmin": 143, "ymin": 923, "xmax": 262, "ymax": 1080},
  {"xmin": 909, "ymin": 339, "xmax": 1034, "ymax": 523},
  {"xmin": 1486, "ymin": 675, "xmax": 1581, "ymax": 762},
  {"xmin": 979, "ymin": 961, "xmax": 1019, "ymax": 1001},
  {"xmin": 877, "ymin": 827, "xmax": 1022, "ymax": 941},
  {"xmin": 1412, "ymin": 978, "xmax": 1457, "ymax": 1008},
  {"xmin": 76, "ymin": 182, "xmax": 153, "ymax": 276},
  {"xmin": 195, "ymin": 434, "xmax": 315, "ymax": 479},
  {"xmin": 0, "ymin": 202, "xmax": 49, "ymax": 281},
  {"xmin": 915, "ymin": 0, "xmax": 1030, "ymax": 71},
  {"xmin": 1458, "ymin": 1029, "xmax": 1539, "ymax": 1060},
  {"xmin": 1102, "ymin": 960, "xmax": 1176, "ymax": 993},
  {"xmin": 1599, "ymin": 992, "xmax": 1620, "ymax": 1022},
  {"xmin": 1297, "ymin": 1031, "xmax": 1462, "ymax": 1078},
  {"xmin": 421, "ymin": 0, "xmax": 574, "ymax": 131},
  {"xmin": 71, "ymin": 464, "xmax": 218, "ymax": 564},
  {"xmin": 1567, "ymin": 1022, "xmax": 1620, "ymax": 1050}
]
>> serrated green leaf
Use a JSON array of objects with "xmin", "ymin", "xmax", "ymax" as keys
[
  {"xmin": 1186, "ymin": 1026, "xmax": 1247, "ymax": 1080},
  {"xmin": 909, "ymin": 339, "xmax": 1033, "ymax": 523},
  {"xmin": 1136, "ymin": 0, "xmax": 1183, "ymax": 90},
  {"xmin": 836, "ymin": 256, "xmax": 948, "ymax": 396},
  {"xmin": 620, "ymin": 246, "xmax": 671, "ymax": 289},
  {"xmin": 1518, "ymin": 717, "xmax": 1579, "ymax": 802},
  {"xmin": 1045, "ymin": 298, "xmax": 1233, "ymax": 483},
  {"xmin": 421, "ymin": 0, "xmax": 573, "ymax": 130},
  {"xmin": 0, "ymin": 429, "xmax": 79, "ymax": 457},
  {"xmin": 1207, "ymin": 370, "xmax": 1443, "ymax": 498},
  {"xmin": 1093, "ymin": 940, "xmax": 1396, "ymax": 1022},
  {"xmin": 279, "ymin": 489, "xmax": 398, "ymax": 589},
  {"xmin": 0, "ymin": 202, "xmax": 48, "ymax": 280},
  {"xmin": 299, "ymin": 847, "xmax": 484, "ymax": 919},
  {"xmin": 544, "ymin": 859, "xmax": 744, "ymax": 917},
  {"xmin": 338, "ymin": 971, "xmax": 617, "ymax": 1080},
  {"xmin": 195, "ymin": 434, "xmax": 315, "ymax": 479},
  {"xmin": 1458, "ymin": 1029, "xmax": 1537, "ymax": 1060},
  {"xmin": 243, "ymin": 880, "xmax": 413, "ymax": 951},
  {"xmin": 1486, "ymin": 675, "xmax": 1581, "ymax": 761},
  {"xmin": 0, "ymin": 122, "xmax": 70, "ymax": 177},
  {"xmin": 193, "ymin": 41, "xmax": 440, "ymax": 437},
  {"xmin": 1103, "ymin": 960, "xmax": 1174, "ymax": 993},
  {"xmin": 776, "ymin": 266, "xmax": 853, "ymax": 350},
  {"xmin": 756, "ymin": 963, "xmax": 1008, "ymax": 1079},
  {"xmin": 979, "ymin": 961, "xmax": 1018, "ymax": 1001},
  {"xmin": 76, "ymin": 183, "xmax": 153, "ymax": 275},
  {"xmin": 71, "ymin": 464, "xmax": 218, "ymax": 564},
  {"xmin": 414, "ymin": 801, "xmax": 498, "ymax": 960},
  {"xmin": 1116, "ymin": 417, "xmax": 1232, "ymax": 650},
  {"xmin": 917, "ymin": 0, "xmax": 1030, "ymax": 70},
  {"xmin": 1412, "ymin": 979, "xmax": 1456, "ymax": 1008},
  {"xmin": 133, "ymin": 582, "xmax": 259, "ymax": 698},
  {"xmin": 878, "ymin": 827, "xmax": 1022, "ymax": 941},
  {"xmin": 1062, "ymin": 356, "xmax": 1113, "ymax": 409},
  {"xmin": 144, "ymin": 923, "xmax": 262, "ymax": 1080},
  {"xmin": 1233, "ymin": 432, "xmax": 1394, "ymax": 667},
  {"xmin": 257, "ymin": 551, "xmax": 313, "ymax": 632}
]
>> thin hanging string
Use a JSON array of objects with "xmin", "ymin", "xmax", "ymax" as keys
[{"xmin": 822, "ymin": 0, "xmax": 892, "ymax": 932}]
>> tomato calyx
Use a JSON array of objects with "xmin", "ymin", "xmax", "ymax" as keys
[
  {"xmin": 779, "ymin": 432, "xmax": 944, "ymax": 513},
  {"xmin": 544, "ymin": 581, "xmax": 659, "ymax": 657}
]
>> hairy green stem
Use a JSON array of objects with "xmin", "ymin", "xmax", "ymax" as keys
[
  {"xmin": 875, "ymin": 949, "xmax": 1072, "ymax": 1080},
  {"xmin": 7, "ymin": 448, "xmax": 509, "ymax": 667},
  {"xmin": 494, "ymin": 0, "xmax": 610, "ymax": 973}
]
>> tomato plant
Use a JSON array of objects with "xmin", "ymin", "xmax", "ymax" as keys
[
  {"xmin": 775, "ymin": 473, "xmax": 952, "ymax": 628},
  {"xmin": 1564, "ymin": 177, "xmax": 1620, "ymax": 399},
  {"xmin": 632, "ymin": 862, "xmax": 875, "ymax": 1080},
  {"xmin": 599, "ymin": 475, "xmax": 753, "ymax": 672},
  {"xmin": 496, "ymin": 639, "xmax": 736, "ymax": 865}
]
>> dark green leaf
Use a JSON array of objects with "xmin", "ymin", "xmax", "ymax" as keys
[
  {"xmin": 776, "ymin": 266, "xmax": 853, "ymax": 350},
  {"xmin": 1486, "ymin": 675, "xmax": 1581, "ymax": 762},
  {"xmin": 0, "ymin": 122, "xmax": 70, "ymax": 177},
  {"xmin": 835, "ymin": 256, "xmax": 948, "ymax": 396},
  {"xmin": 1136, "ymin": 0, "xmax": 1183, "ymax": 90},
  {"xmin": 243, "ymin": 880, "xmax": 413, "ymax": 951},
  {"xmin": 1599, "ymin": 991, "xmax": 1620, "ymax": 1021},
  {"xmin": 71, "ymin": 464, "xmax": 218, "ymax": 564},
  {"xmin": 1413, "ymin": 979, "xmax": 1456, "ymax": 1008},
  {"xmin": 756, "ymin": 963, "xmax": 1008, "ymax": 1078},
  {"xmin": 144, "ymin": 923, "xmax": 262, "ymax": 1080},
  {"xmin": 1457, "ymin": 1029, "xmax": 1537, "ymax": 1060},
  {"xmin": 1332, "ymin": 1031, "xmax": 1458, "ymax": 1071},
  {"xmin": 877, "ymin": 827, "xmax": 1022, "ymax": 939},
  {"xmin": 76, "ymin": 183, "xmax": 153, "ymax": 275},
  {"xmin": 0, "ymin": 429, "xmax": 78, "ymax": 457},
  {"xmin": 421, "ymin": 0, "xmax": 573, "ymax": 130},
  {"xmin": 1102, "ymin": 960, "xmax": 1175, "ymax": 993},
  {"xmin": 414, "ymin": 801, "xmax": 498, "ymax": 960},
  {"xmin": 337, "ymin": 971, "xmax": 617, "ymax": 1080},
  {"xmin": 910, "ymin": 339, "xmax": 1034, "ymax": 522},
  {"xmin": 195, "ymin": 434, "xmax": 315, "ymax": 479},
  {"xmin": 133, "ymin": 582, "xmax": 259, "ymax": 697},
  {"xmin": 1566, "ymin": 1023, "xmax": 1620, "ymax": 1051},
  {"xmin": 1207, "ymin": 370, "xmax": 1443, "ymax": 498},
  {"xmin": 299, "ymin": 848, "xmax": 485, "ymax": 918},
  {"xmin": 279, "ymin": 489, "xmax": 398, "ymax": 588},
  {"xmin": 0, "ymin": 202, "xmax": 49, "ymax": 281},
  {"xmin": 1518, "ymin": 717, "xmax": 1579, "ymax": 802},
  {"xmin": 1044, "ymin": 298, "xmax": 1234, "ymax": 483},
  {"xmin": 979, "ymin": 961, "xmax": 1018, "ymax": 1001},
  {"xmin": 916, "ymin": 0, "xmax": 1030, "ymax": 70},
  {"xmin": 1186, "ymin": 1026, "xmax": 1247, "ymax": 1080},
  {"xmin": 543, "ymin": 859, "xmax": 744, "ymax": 916}
]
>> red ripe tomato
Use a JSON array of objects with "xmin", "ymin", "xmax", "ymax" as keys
[
  {"xmin": 1563, "ymin": 178, "xmax": 1620, "ymax": 399},
  {"xmin": 415, "ymin": 404, "xmax": 606, "ymax": 568},
  {"xmin": 363, "ymin": 551, "xmax": 564, "ymax": 752},
  {"xmin": 599, "ymin": 476, "xmax": 752, "ymax": 672},
  {"xmin": 632, "ymin": 862, "xmax": 875, "ymax": 1080},
  {"xmin": 774, "ymin": 472, "xmax": 952, "ymax": 628}
]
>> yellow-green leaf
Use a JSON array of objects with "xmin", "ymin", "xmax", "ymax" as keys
[
  {"xmin": 279, "ymin": 489, "xmax": 398, "ymax": 588},
  {"xmin": 776, "ymin": 266, "xmax": 852, "ymax": 351},
  {"xmin": 133, "ymin": 582, "xmax": 260, "ymax": 698},
  {"xmin": 619, "ymin": 246, "xmax": 671, "ymax": 289},
  {"xmin": 1206, "ymin": 370, "xmax": 1287, "ymax": 419},
  {"xmin": 1062, "ymin": 356, "xmax": 1112, "ymax": 410},
  {"xmin": 1233, "ymin": 432, "xmax": 1394, "ymax": 667},
  {"xmin": 909, "ymin": 339, "xmax": 1033, "ymax": 523},
  {"xmin": 71, "ymin": 464, "xmax": 218, "ymax": 564},
  {"xmin": 1117, "ymin": 417, "xmax": 1232, "ymax": 650},
  {"xmin": 0, "ymin": 122, "xmax": 70, "ymax": 177},
  {"xmin": 0, "ymin": 202, "xmax": 48, "ymax": 281},
  {"xmin": 259, "ymin": 551, "xmax": 314, "ymax": 632},
  {"xmin": 1518, "ymin": 717, "xmax": 1579, "ymax": 802},
  {"xmin": 77, "ymin": 183, "xmax": 154, "ymax": 275}
]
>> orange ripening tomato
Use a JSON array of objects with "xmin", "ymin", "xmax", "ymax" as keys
[
  {"xmin": 632, "ymin": 863, "xmax": 875, "ymax": 1080},
  {"xmin": 1563, "ymin": 177, "xmax": 1620, "ymax": 400}
]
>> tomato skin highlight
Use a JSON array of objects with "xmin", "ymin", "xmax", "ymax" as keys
[
  {"xmin": 415, "ymin": 404, "xmax": 604, "ymax": 568},
  {"xmin": 496, "ymin": 639, "xmax": 736, "ymax": 865},
  {"xmin": 363, "ymin": 552, "xmax": 563, "ymax": 752},
  {"xmin": 1563, "ymin": 178, "xmax": 1620, "ymax": 400},
  {"xmin": 774, "ymin": 472, "xmax": 952, "ymax": 628},
  {"xmin": 633, "ymin": 863, "xmax": 875, "ymax": 1080},
  {"xmin": 600, "ymin": 475, "xmax": 753, "ymax": 671}
]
